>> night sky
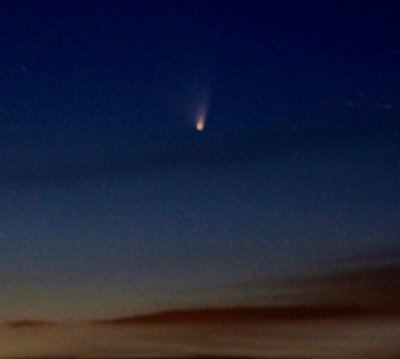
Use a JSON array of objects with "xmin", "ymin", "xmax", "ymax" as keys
[{"xmin": 0, "ymin": 0, "xmax": 399, "ymax": 327}]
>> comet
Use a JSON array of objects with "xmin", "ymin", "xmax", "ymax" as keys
[
  {"xmin": 194, "ymin": 102, "xmax": 207, "ymax": 132},
  {"xmin": 196, "ymin": 115, "xmax": 205, "ymax": 131},
  {"xmin": 191, "ymin": 90, "xmax": 209, "ymax": 132}
]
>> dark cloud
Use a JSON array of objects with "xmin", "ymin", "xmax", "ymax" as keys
[
  {"xmin": 90, "ymin": 304, "xmax": 387, "ymax": 326},
  {"xmin": 331, "ymin": 246, "xmax": 400, "ymax": 264},
  {"xmin": 1, "ymin": 121, "xmax": 397, "ymax": 188},
  {"xmin": 219, "ymin": 262, "xmax": 400, "ymax": 316},
  {"xmin": 4, "ymin": 319, "xmax": 56, "ymax": 329}
]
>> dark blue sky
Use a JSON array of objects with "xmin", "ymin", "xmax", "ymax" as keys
[{"xmin": 0, "ymin": 1, "xmax": 399, "ymax": 320}]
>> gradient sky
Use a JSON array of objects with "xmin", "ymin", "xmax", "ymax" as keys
[{"xmin": 0, "ymin": 0, "xmax": 399, "ymax": 321}]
